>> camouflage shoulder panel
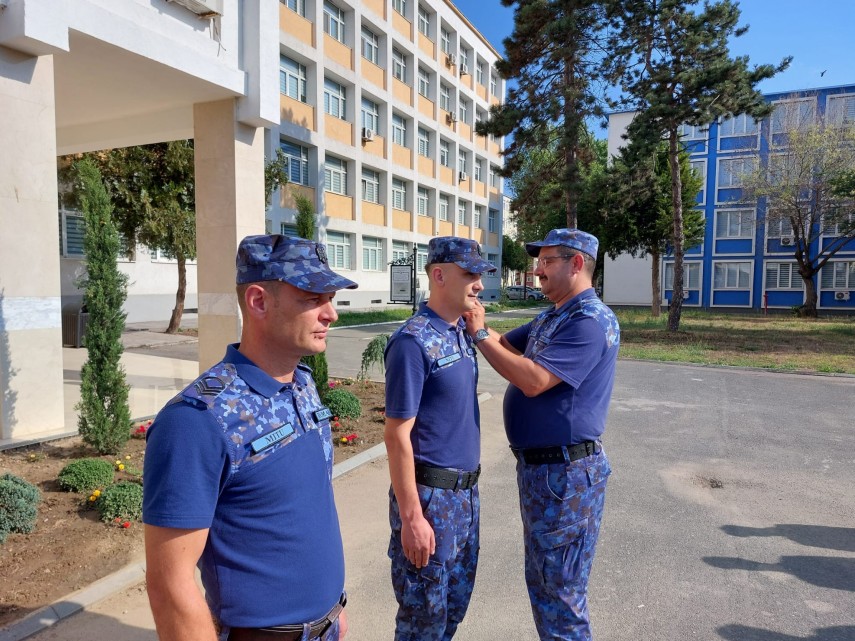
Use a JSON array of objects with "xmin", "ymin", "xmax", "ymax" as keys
[
  {"xmin": 297, "ymin": 361, "xmax": 313, "ymax": 373},
  {"xmin": 398, "ymin": 313, "xmax": 432, "ymax": 336},
  {"xmin": 181, "ymin": 364, "xmax": 238, "ymax": 409}
]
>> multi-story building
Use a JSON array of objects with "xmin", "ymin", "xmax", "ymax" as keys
[
  {"xmin": 269, "ymin": 0, "xmax": 507, "ymax": 305},
  {"xmin": 605, "ymin": 84, "xmax": 855, "ymax": 313}
]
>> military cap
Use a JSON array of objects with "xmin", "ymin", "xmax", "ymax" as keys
[
  {"xmin": 525, "ymin": 228, "xmax": 599, "ymax": 259},
  {"xmin": 236, "ymin": 234, "xmax": 358, "ymax": 293},
  {"xmin": 427, "ymin": 236, "xmax": 497, "ymax": 274}
]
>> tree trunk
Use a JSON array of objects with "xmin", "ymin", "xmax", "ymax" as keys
[
  {"xmin": 666, "ymin": 129, "xmax": 685, "ymax": 332},
  {"xmin": 563, "ymin": 59, "xmax": 577, "ymax": 229},
  {"xmin": 165, "ymin": 254, "xmax": 186, "ymax": 334},
  {"xmin": 800, "ymin": 270, "xmax": 818, "ymax": 318},
  {"xmin": 651, "ymin": 246, "xmax": 661, "ymax": 318}
]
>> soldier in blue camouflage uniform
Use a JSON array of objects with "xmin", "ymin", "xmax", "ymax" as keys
[
  {"xmin": 384, "ymin": 237, "xmax": 496, "ymax": 641},
  {"xmin": 143, "ymin": 234, "xmax": 357, "ymax": 641},
  {"xmin": 464, "ymin": 228, "xmax": 620, "ymax": 641}
]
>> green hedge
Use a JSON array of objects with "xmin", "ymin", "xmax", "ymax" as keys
[
  {"xmin": 325, "ymin": 388, "xmax": 362, "ymax": 419},
  {"xmin": 57, "ymin": 458, "xmax": 115, "ymax": 493},
  {"xmin": 0, "ymin": 473, "xmax": 41, "ymax": 544},
  {"xmin": 97, "ymin": 481, "xmax": 143, "ymax": 523}
]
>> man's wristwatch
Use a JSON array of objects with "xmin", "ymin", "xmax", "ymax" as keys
[{"xmin": 472, "ymin": 328, "xmax": 490, "ymax": 345}]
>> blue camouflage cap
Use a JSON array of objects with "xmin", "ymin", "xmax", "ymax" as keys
[
  {"xmin": 427, "ymin": 236, "xmax": 497, "ymax": 274},
  {"xmin": 525, "ymin": 228, "xmax": 599, "ymax": 259},
  {"xmin": 236, "ymin": 234, "xmax": 358, "ymax": 293}
]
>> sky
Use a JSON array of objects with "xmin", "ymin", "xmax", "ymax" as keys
[{"xmin": 451, "ymin": 0, "xmax": 855, "ymax": 96}]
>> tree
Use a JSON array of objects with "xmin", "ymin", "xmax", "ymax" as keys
[
  {"xmin": 478, "ymin": 0, "xmax": 610, "ymax": 229},
  {"xmin": 738, "ymin": 102, "xmax": 855, "ymax": 317},
  {"xmin": 264, "ymin": 148, "xmax": 290, "ymax": 207},
  {"xmin": 501, "ymin": 234, "xmax": 529, "ymax": 285},
  {"xmin": 74, "ymin": 159, "xmax": 131, "ymax": 454},
  {"xmin": 606, "ymin": 0, "xmax": 790, "ymax": 331}
]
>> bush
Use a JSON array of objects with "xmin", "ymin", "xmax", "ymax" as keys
[
  {"xmin": 302, "ymin": 352, "xmax": 329, "ymax": 395},
  {"xmin": 0, "ymin": 474, "xmax": 41, "ymax": 544},
  {"xmin": 57, "ymin": 458, "xmax": 115, "ymax": 493},
  {"xmin": 324, "ymin": 388, "xmax": 362, "ymax": 419},
  {"xmin": 358, "ymin": 334, "xmax": 389, "ymax": 380},
  {"xmin": 96, "ymin": 481, "xmax": 143, "ymax": 523}
]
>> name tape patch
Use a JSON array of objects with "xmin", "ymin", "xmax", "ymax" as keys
[
  {"xmin": 436, "ymin": 352, "xmax": 462, "ymax": 368},
  {"xmin": 250, "ymin": 423, "xmax": 294, "ymax": 454},
  {"xmin": 313, "ymin": 407, "xmax": 333, "ymax": 422}
]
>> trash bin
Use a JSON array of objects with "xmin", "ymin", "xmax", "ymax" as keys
[{"xmin": 61, "ymin": 302, "xmax": 89, "ymax": 348}]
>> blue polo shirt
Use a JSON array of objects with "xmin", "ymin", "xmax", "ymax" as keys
[
  {"xmin": 143, "ymin": 345, "xmax": 344, "ymax": 628},
  {"xmin": 503, "ymin": 289, "xmax": 620, "ymax": 448},
  {"xmin": 384, "ymin": 303, "xmax": 480, "ymax": 471}
]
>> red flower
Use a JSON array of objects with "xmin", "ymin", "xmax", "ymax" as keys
[
  {"xmin": 122, "ymin": 521, "xmax": 131, "ymax": 529},
  {"xmin": 114, "ymin": 517, "xmax": 121, "ymax": 523}
]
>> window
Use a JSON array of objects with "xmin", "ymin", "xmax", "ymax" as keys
[
  {"xmin": 323, "ymin": 1, "xmax": 345, "ymax": 43},
  {"xmin": 821, "ymin": 261, "xmax": 855, "ymax": 289},
  {"xmin": 664, "ymin": 262, "xmax": 701, "ymax": 289},
  {"xmin": 417, "ymin": 244, "xmax": 429, "ymax": 271},
  {"xmin": 392, "ymin": 114, "xmax": 407, "ymax": 147},
  {"xmin": 439, "ymin": 83, "xmax": 451, "ymax": 112},
  {"xmin": 361, "ymin": 27, "xmax": 379, "ymax": 65},
  {"xmin": 457, "ymin": 153, "xmax": 467, "ymax": 174},
  {"xmin": 717, "ymin": 157, "xmax": 754, "ymax": 188},
  {"xmin": 691, "ymin": 160, "xmax": 706, "ymax": 181},
  {"xmin": 489, "ymin": 165, "xmax": 500, "ymax": 188},
  {"xmin": 417, "ymin": 187, "xmax": 429, "ymax": 216},
  {"xmin": 324, "ymin": 156, "xmax": 347, "ymax": 195},
  {"xmin": 326, "ymin": 231, "xmax": 352, "ymax": 269},
  {"xmin": 487, "ymin": 253, "xmax": 498, "ymax": 264},
  {"xmin": 283, "ymin": 0, "xmax": 305, "ymax": 17},
  {"xmin": 475, "ymin": 60, "xmax": 485, "ymax": 86},
  {"xmin": 363, "ymin": 236, "xmax": 383, "ymax": 271},
  {"xmin": 418, "ymin": 5, "xmax": 430, "ymax": 36},
  {"xmin": 440, "ymin": 27, "xmax": 450, "ymax": 54},
  {"xmin": 489, "ymin": 73, "xmax": 497, "ymax": 97},
  {"xmin": 280, "ymin": 140, "xmax": 310, "ymax": 185},
  {"xmin": 361, "ymin": 168, "xmax": 379, "ymax": 203},
  {"xmin": 393, "ymin": 0, "xmax": 406, "ymax": 16},
  {"xmin": 439, "ymin": 139, "xmax": 450, "ymax": 167},
  {"xmin": 488, "ymin": 208, "xmax": 498, "ymax": 232},
  {"xmin": 459, "ymin": 47, "xmax": 469, "ymax": 70},
  {"xmin": 280, "ymin": 56, "xmax": 307, "ymax": 102},
  {"xmin": 439, "ymin": 194, "xmax": 450, "ymax": 221},
  {"xmin": 713, "ymin": 262, "xmax": 751, "ymax": 289},
  {"xmin": 772, "ymin": 100, "xmax": 816, "ymax": 133},
  {"xmin": 280, "ymin": 224, "xmax": 299, "ymax": 238},
  {"xmin": 828, "ymin": 94, "xmax": 855, "ymax": 126},
  {"xmin": 458, "ymin": 97, "xmax": 469, "ymax": 124},
  {"xmin": 418, "ymin": 127, "xmax": 431, "ymax": 157},
  {"xmin": 361, "ymin": 98, "xmax": 379, "ymax": 132},
  {"xmin": 822, "ymin": 209, "xmax": 855, "ymax": 236},
  {"xmin": 473, "ymin": 205, "xmax": 483, "ymax": 228},
  {"xmin": 59, "ymin": 210, "xmax": 85, "ymax": 257},
  {"xmin": 765, "ymin": 262, "xmax": 803, "ymax": 290},
  {"xmin": 474, "ymin": 158, "xmax": 484, "ymax": 182},
  {"xmin": 324, "ymin": 79, "xmax": 346, "ymax": 119},
  {"xmin": 392, "ymin": 48, "xmax": 407, "ymax": 83},
  {"xmin": 765, "ymin": 211, "xmax": 794, "ymax": 238},
  {"xmin": 392, "ymin": 240, "xmax": 410, "ymax": 262},
  {"xmin": 719, "ymin": 113, "xmax": 758, "ymax": 137},
  {"xmin": 715, "ymin": 209, "xmax": 754, "ymax": 239},
  {"xmin": 418, "ymin": 67, "xmax": 431, "ymax": 97},
  {"xmin": 457, "ymin": 201, "xmax": 466, "ymax": 224},
  {"xmin": 392, "ymin": 178, "xmax": 407, "ymax": 210},
  {"xmin": 679, "ymin": 123, "xmax": 707, "ymax": 140}
]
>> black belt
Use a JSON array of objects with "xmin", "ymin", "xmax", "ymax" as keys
[
  {"xmin": 229, "ymin": 593, "xmax": 346, "ymax": 641},
  {"xmin": 415, "ymin": 464, "xmax": 480, "ymax": 490},
  {"xmin": 513, "ymin": 441, "xmax": 600, "ymax": 464}
]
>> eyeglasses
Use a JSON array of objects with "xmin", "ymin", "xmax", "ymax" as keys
[{"xmin": 534, "ymin": 254, "xmax": 574, "ymax": 269}]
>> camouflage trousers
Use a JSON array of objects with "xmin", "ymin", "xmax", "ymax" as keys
[
  {"xmin": 388, "ymin": 484, "xmax": 480, "ymax": 641},
  {"xmin": 516, "ymin": 448, "xmax": 611, "ymax": 641}
]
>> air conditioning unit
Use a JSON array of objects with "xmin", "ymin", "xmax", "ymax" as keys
[
  {"xmin": 459, "ymin": 171, "xmax": 469, "ymax": 182},
  {"xmin": 361, "ymin": 127, "xmax": 375, "ymax": 142},
  {"xmin": 780, "ymin": 236, "xmax": 794, "ymax": 246},
  {"xmin": 460, "ymin": 63, "xmax": 469, "ymax": 76},
  {"xmin": 166, "ymin": 0, "xmax": 223, "ymax": 18},
  {"xmin": 445, "ymin": 53, "xmax": 456, "ymax": 67},
  {"xmin": 834, "ymin": 290, "xmax": 851, "ymax": 301}
]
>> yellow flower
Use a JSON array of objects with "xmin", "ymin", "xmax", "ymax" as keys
[
  {"xmin": 125, "ymin": 455, "xmax": 131, "ymax": 460},
  {"xmin": 89, "ymin": 495, "xmax": 96, "ymax": 502},
  {"xmin": 118, "ymin": 464, "xmax": 125, "ymax": 471},
  {"xmin": 115, "ymin": 460, "xmax": 121, "ymax": 465},
  {"xmin": 93, "ymin": 489, "xmax": 101, "ymax": 497}
]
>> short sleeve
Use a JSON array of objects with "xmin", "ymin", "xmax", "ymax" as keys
[
  {"xmin": 504, "ymin": 321, "xmax": 532, "ymax": 353},
  {"xmin": 142, "ymin": 403, "xmax": 230, "ymax": 529},
  {"xmin": 531, "ymin": 316, "xmax": 606, "ymax": 389},
  {"xmin": 384, "ymin": 333, "xmax": 430, "ymax": 419}
]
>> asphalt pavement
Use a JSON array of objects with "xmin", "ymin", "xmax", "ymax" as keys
[{"xmin": 5, "ymin": 312, "xmax": 855, "ymax": 641}]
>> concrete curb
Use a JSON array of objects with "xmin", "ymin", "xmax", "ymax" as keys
[{"xmin": 0, "ymin": 392, "xmax": 495, "ymax": 641}]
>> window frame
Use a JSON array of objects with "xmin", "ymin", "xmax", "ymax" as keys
[
  {"xmin": 488, "ymin": 208, "xmax": 498, "ymax": 233},
  {"xmin": 361, "ymin": 26, "xmax": 379, "ymax": 65},
  {"xmin": 418, "ymin": 127, "xmax": 431, "ymax": 157},
  {"xmin": 392, "ymin": 48, "xmax": 407, "ymax": 83},
  {"xmin": 716, "ymin": 156, "xmax": 755, "ymax": 189},
  {"xmin": 714, "ymin": 208, "xmax": 755, "ymax": 240},
  {"xmin": 713, "ymin": 261, "xmax": 752, "ymax": 290},
  {"xmin": 361, "ymin": 97, "xmax": 380, "ymax": 133},
  {"xmin": 764, "ymin": 261, "xmax": 803, "ymax": 290},
  {"xmin": 392, "ymin": 178, "xmax": 407, "ymax": 210},
  {"xmin": 417, "ymin": 5, "xmax": 430, "ymax": 37},
  {"xmin": 325, "ymin": 231, "xmax": 352, "ymax": 270},
  {"xmin": 820, "ymin": 260, "xmax": 855, "ymax": 290},
  {"xmin": 280, "ymin": 139, "xmax": 310, "ymax": 186},
  {"xmin": 361, "ymin": 167, "xmax": 380, "ymax": 203},
  {"xmin": 417, "ymin": 187, "xmax": 429, "ymax": 216},
  {"xmin": 324, "ymin": 156, "xmax": 348, "ymax": 195},
  {"xmin": 323, "ymin": 78, "xmax": 347, "ymax": 119},
  {"xmin": 280, "ymin": 55, "xmax": 307, "ymax": 102},
  {"xmin": 362, "ymin": 236, "xmax": 383, "ymax": 272},
  {"xmin": 392, "ymin": 114, "xmax": 407, "ymax": 147},
  {"xmin": 439, "ymin": 194, "xmax": 450, "ymax": 221},
  {"xmin": 323, "ymin": 1, "xmax": 346, "ymax": 43},
  {"xmin": 417, "ymin": 67, "xmax": 431, "ymax": 98}
]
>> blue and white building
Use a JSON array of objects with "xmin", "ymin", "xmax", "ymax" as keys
[{"xmin": 605, "ymin": 84, "xmax": 855, "ymax": 312}]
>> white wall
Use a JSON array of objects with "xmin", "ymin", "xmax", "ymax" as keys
[{"xmin": 603, "ymin": 253, "xmax": 654, "ymax": 306}]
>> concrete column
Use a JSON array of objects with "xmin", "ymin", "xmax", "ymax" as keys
[
  {"xmin": 193, "ymin": 99, "xmax": 266, "ymax": 371},
  {"xmin": 0, "ymin": 48, "xmax": 65, "ymax": 442}
]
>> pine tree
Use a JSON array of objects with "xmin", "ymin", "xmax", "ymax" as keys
[
  {"xmin": 477, "ymin": 0, "xmax": 610, "ymax": 229},
  {"xmin": 606, "ymin": 0, "xmax": 789, "ymax": 330},
  {"xmin": 74, "ymin": 159, "xmax": 131, "ymax": 454}
]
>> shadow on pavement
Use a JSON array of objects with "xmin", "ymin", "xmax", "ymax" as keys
[
  {"xmin": 721, "ymin": 524, "xmax": 855, "ymax": 553},
  {"xmin": 20, "ymin": 607, "xmax": 156, "ymax": 641},
  {"xmin": 703, "ymin": 555, "xmax": 855, "ymax": 592},
  {"xmin": 717, "ymin": 624, "xmax": 855, "ymax": 641}
]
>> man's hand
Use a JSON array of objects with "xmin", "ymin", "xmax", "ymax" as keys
[
  {"xmin": 338, "ymin": 608, "xmax": 348, "ymax": 640},
  {"xmin": 463, "ymin": 298, "xmax": 486, "ymax": 336},
  {"xmin": 401, "ymin": 512, "xmax": 436, "ymax": 568}
]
